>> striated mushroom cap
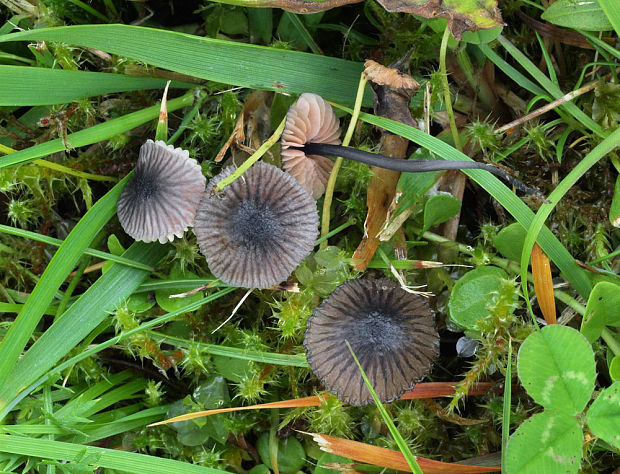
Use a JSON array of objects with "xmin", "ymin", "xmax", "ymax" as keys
[
  {"xmin": 304, "ymin": 278, "xmax": 439, "ymax": 406},
  {"xmin": 281, "ymin": 93, "xmax": 341, "ymax": 199},
  {"xmin": 194, "ymin": 161, "xmax": 318, "ymax": 289},
  {"xmin": 117, "ymin": 140, "xmax": 206, "ymax": 244}
]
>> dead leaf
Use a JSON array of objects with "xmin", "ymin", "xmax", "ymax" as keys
[
  {"xmin": 309, "ymin": 433, "xmax": 501, "ymax": 472},
  {"xmin": 375, "ymin": 0, "xmax": 503, "ymax": 39},
  {"xmin": 532, "ymin": 243, "xmax": 556, "ymax": 324}
]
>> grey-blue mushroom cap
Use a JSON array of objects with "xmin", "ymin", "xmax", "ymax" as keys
[
  {"xmin": 304, "ymin": 278, "xmax": 439, "ymax": 406},
  {"xmin": 117, "ymin": 140, "xmax": 206, "ymax": 243},
  {"xmin": 194, "ymin": 161, "xmax": 318, "ymax": 289}
]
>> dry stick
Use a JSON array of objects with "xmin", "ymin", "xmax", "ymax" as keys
[{"xmin": 497, "ymin": 67, "xmax": 620, "ymax": 134}]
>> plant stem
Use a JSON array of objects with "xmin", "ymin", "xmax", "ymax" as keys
[
  {"xmin": 440, "ymin": 26, "xmax": 462, "ymax": 152},
  {"xmin": 601, "ymin": 327, "xmax": 620, "ymax": 357},
  {"xmin": 315, "ymin": 217, "xmax": 356, "ymax": 245},
  {"xmin": 215, "ymin": 116, "xmax": 286, "ymax": 191},
  {"xmin": 320, "ymin": 73, "xmax": 367, "ymax": 248}
]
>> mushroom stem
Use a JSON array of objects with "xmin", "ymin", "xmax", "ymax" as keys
[{"xmin": 299, "ymin": 142, "xmax": 542, "ymax": 198}]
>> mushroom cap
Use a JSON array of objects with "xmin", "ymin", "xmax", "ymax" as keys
[
  {"xmin": 194, "ymin": 161, "xmax": 318, "ymax": 289},
  {"xmin": 281, "ymin": 93, "xmax": 341, "ymax": 199},
  {"xmin": 117, "ymin": 140, "xmax": 206, "ymax": 244},
  {"xmin": 304, "ymin": 278, "xmax": 439, "ymax": 406}
]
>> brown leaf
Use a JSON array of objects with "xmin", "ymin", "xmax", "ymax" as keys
[
  {"xmin": 310, "ymin": 433, "xmax": 501, "ymax": 472},
  {"xmin": 532, "ymin": 243, "xmax": 556, "ymax": 324},
  {"xmin": 363, "ymin": 60, "xmax": 420, "ymax": 90},
  {"xmin": 353, "ymin": 53, "xmax": 418, "ymax": 271},
  {"xmin": 375, "ymin": 0, "xmax": 503, "ymax": 39},
  {"xmin": 148, "ymin": 382, "xmax": 495, "ymax": 426},
  {"xmin": 210, "ymin": 0, "xmax": 362, "ymax": 13}
]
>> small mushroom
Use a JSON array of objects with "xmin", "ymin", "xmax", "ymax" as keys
[
  {"xmin": 117, "ymin": 140, "xmax": 206, "ymax": 244},
  {"xmin": 304, "ymin": 278, "xmax": 439, "ymax": 406},
  {"xmin": 194, "ymin": 161, "xmax": 318, "ymax": 289},
  {"xmin": 282, "ymin": 94, "xmax": 542, "ymax": 198},
  {"xmin": 281, "ymin": 93, "xmax": 341, "ymax": 199}
]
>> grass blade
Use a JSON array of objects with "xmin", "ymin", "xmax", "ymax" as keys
[
  {"xmin": 0, "ymin": 288, "xmax": 235, "ymax": 419},
  {"xmin": 519, "ymin": 125, "xmax": 620, "ymax": 324},
  {"xmin": 0, "ymin": 435, "xmax": 229, "ymax": 473},
  {"xmin": 501, "ymin": 339, "xmax": 512, "ymax": 474},
  {"xmin": 0, "ymin": 224, "xmax": 154, "ymax": 271},
  {"xmin": 0, "ymin": 241, "xmax": 168, "ymax": 414},
  {"xmin": 346, "ymin": 341, "xmax": 423, "ymax": 474},
  {"xmin": 0, "ymin": 66, "xmax": 190, "ymax": 106},
  {"xmin": 0, "ymin": 175, "xmax": 130, "ymax": 397},
  {"xmin": 0, "ymin": 24, "xmax": 373, "ymax": 106},
  {"xmin": 0, "ymin": 91, "xmax": 194, "ymax": 168},
  {"xmin": 597, "ymin": 0, "xmax": 620, "ymax": 37},
  {"xmin": 496, "ymin": 35, "xmax": 604, "ymax": 137}
]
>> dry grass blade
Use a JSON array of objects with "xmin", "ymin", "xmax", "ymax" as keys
[
  {"xmin": 149, "ymin": 382, "xmax": 494, "ymax": 426},
  {"xmin": 532, "ymin": 243, "xmax": 556, "ymax": 324},
  {"xmin": 148, "ymin": 395, "xmax": 329, "ymax": 426},
  {"xmin": 308, "ymin": 433, "xmax": 501, "ymax": 473}
]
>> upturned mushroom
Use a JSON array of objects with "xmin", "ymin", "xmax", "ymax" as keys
[
  {"xmin": 193, "ymin": 161, "xmax": 318, "ymax": 289},
  {"xmin": 281, "ymin": 94, "xmax": 541, "ymax": 198},
  {"xmin": 304, "ymin": 278, "xmax": 439, "ymax": 406},
  {"xmin": 281, "ymin": 93, "xmax": 341, "ymax": 199},
  {"xmin": 117, "ymin": 140, "xmax": 206, "ymax": 244}
]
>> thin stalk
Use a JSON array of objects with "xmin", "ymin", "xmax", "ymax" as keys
[
  {"xmin": 315, "ymin": 217, "xmax": 356, "ymax": 245},
  {"xmin": 440, "ymin": 26, "xmax": 462, "ymax": 152},
  {"xmin": 320, "ymin": 74, "xmax": 367, "ymax": 247},
  {"xmin": 0, "ymin": 143, "xmax": 115, "ymax": 182},
  {"xmin": 601, "ymin": 327, "xmax": 620, "ymax": 357},
  {"xmin": 215, "ymin": 116, "xmax": 286, "ymax": 191},
  {"xmin": 302, "ymin": 142, "xmax": 541, "ymax": 196}
]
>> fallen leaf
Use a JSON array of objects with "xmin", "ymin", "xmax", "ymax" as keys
[
  {"xmin": 375, "ymin": 0, "xmax": 503, "ymax": 39},
  {"xmin": 532, "ymin": 243, "xmax": 556, "ymax": 324},
  {"xmin": 310, "ymin": 433, "xmax": 501, "ymax": 472}
]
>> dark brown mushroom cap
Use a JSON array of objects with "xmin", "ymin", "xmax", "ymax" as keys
[
  {"xmin": 304, "ymin": 278, "xmax": 439, "ymax": 406},
  {"xmin": 281, "ymin": 93, "xmax": 341, "ymax": 199},
  {"xmin": 117, "ymin": 140, "xmax": 206, "ymax": 244},
  {"xmin": 194, "ymin": 161, "xmax": 318, "ymax": 289}
]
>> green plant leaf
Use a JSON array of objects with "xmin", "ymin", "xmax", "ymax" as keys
[
  {"xmin": 315, "ymin": 452, "xmax": 352, "ymax": 474},
  {"xmin": 541, "ymin": 0, "xmax": 613, "ymax": 32},
  {"xmin": 0, "ymin": 24, "xmax": 372, "ymax": 106},
  {"xmin": 505, "ymin": 411, "xmax": 583, "ymax": 473},
  {"xmin": 610, "ymin": 174, "xmax": 620, "ymax": 227},
  {"xmin": 610, "ymin": 355, "xmax": 620, "ymax": 382},
  {"xmin": 448, "ymin": 266, "xmax": 510, "ymax": 330},
  {"xmin": 0, "ymin": 434, "xmax": 228, "ymax": 473},
  {"xmin": 422, "ymin": 194, "xmax": 461, "ymax": 232},
  {"xmin": 581, "ymin": 281, "xmax": 620, "ymax": 343},
  {"xmin": 517, "ymin": 325, "xmax": 596, "ymax": 414},
  {"xmin": 257, "ymin": 433, "xmax": 306, "ymax": 474},
  {"xmin": 155, "ymin": 267, "xmax": 203, "ymax": 312},
  {"xmin": 0, "ymin": 66, "xmax": 189, "ymax": 106},
  {"xmin": 333, "ymin": 105, "xmax": 592, "ymax": 299},
  {"xmin": 0, "ymin": 174, "xmax": 130, "ymax": 399},
  {"xmin": 0, "ymin": 242, "xmax": 168, "ymax": 414},
  {"xmin": 377, "ymin": 0, "xmax": 503, "ymax": 39},
  {"xmin": 598, "ymin": 0, "xmax": 620, "ymax": 36},
  {"xmin": 0, "ymin": 91, "xmax": 194, "ymax": 169},
  {"xmin": 586, "ymin": 382, "xmax": 620, "ymax": 449},
  {"xmin": 493, "ymin": 222, "xmax": 526, "ymax": 262}
]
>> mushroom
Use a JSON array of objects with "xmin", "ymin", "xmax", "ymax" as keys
[
  {"xmin": 304, "ymin": 278, "xmax": 439, "ymax": 406},
  {"xmin": 281, "ymin": 93, "xmax": 341, "ymax": 199},
  {"xmin": 117, "ymin": 140, "xmax": 206, "ymax": 244},
  {"xmin": 282, "ymin": 94, "xmax": 541, "ymax": 198},
  {"xmin": 193, "ymin": 161, "xmax": 318, "ymax": 289}
]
